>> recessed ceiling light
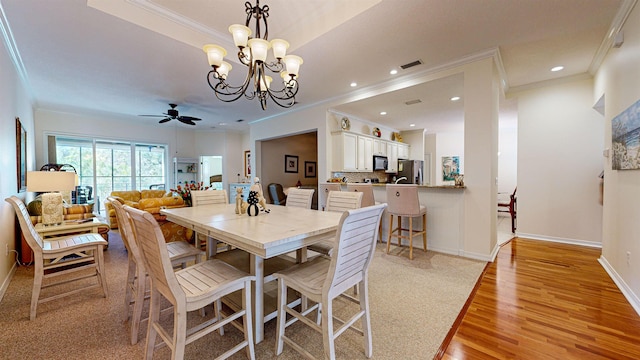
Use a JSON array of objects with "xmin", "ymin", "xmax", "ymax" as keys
[
  {"xmin": 450, "ymin": 96, "xmax": 461, "ymax": 101},
  {"xmin": 409, "ymin": 124, "xmax": 415, "ymax": 127},
  {"xmin": 350, "ymin": 82, "xmax": 357, "ymax": 87},
  {"xmin": 218, "ymin": 122, "xmax": 227, "ymax": 126},
  {"xmin": 551, "ymin": 66, "xmax": 564, "ymax": 72},
  {"xmin": 389, "ymin": 69, "xmax": 398, "ymax": 75},
  {"xmin": 380, "ymin": 111, "xmax": 387, "ymax": 115}
]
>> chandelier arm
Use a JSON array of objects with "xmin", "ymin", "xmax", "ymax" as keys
[
  {"xmin": 264, "ymin": 89, "xmax": 296, "ymax": 108},
  {"xmin": 262, "ymin": 60, "xmax": 284, "ymax": 73}
]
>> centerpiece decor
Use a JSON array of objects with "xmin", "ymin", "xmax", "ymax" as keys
[{"xmin": 171, "ymin": 181, "xmax": 210, "ymax": 207}]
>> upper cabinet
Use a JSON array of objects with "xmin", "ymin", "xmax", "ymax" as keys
[
  {"xmin": 398, "ymin": 143, "xmax": 409, "ymax": 160},
  {"xmin": 332, "ymin": 131, "xmax": 408, "ymax": 173}
]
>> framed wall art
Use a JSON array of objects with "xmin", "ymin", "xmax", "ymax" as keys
[
  {"xmin": 285, "ymin": 155, "xmax": 298, "ymax": 173},
  {"xmin": 16, "ymin": 117, "xmax": 27, "ymax": 192},
  {"xmin": 612, "ymin": 98, "xmax": 640, "ymax": 170},
  {"xmin": 244, "ymin": 150, "xmax": 251, "ymax": 177},
  {"xmin": 305, "ymin": 161, "xmax": 317, "ymax": 178}
]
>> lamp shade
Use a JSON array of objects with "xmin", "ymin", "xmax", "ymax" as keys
[
  {"xmin": 283, "ymin": 55, "xmax": 303, "ymax": 77},
  {"xmin": 247, "ymin": 38, "xmax": 270, "ymax": 62},
  {"xmin": 203, "ymin": 44, "xmax": 227, "ymax": 67},
  {"xmin": 27, "ymin": 171, "xmax": 77, "ymax": 192}
]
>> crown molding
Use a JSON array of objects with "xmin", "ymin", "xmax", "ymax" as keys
[
  {"xmin": 0, "ymin": 0, "xmax": 35, "ymax": 101},
  {"xmin": 589, "ymin": 0, "xmax": 638, "ymax": 74}
]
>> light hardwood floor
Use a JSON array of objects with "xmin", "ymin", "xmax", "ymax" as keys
[{"xmin": 437, "ymin": 238, "xmax": 640, "ymax": 359}]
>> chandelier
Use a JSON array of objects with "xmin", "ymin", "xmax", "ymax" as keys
[{"xmin": 203, "ymin": 0, "xmax": 303, "ymax": 110}]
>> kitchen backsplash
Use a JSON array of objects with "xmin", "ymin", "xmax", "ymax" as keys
[{"xmin": 329, "ymin": 171, "xmax": 390, "ymax": 183}]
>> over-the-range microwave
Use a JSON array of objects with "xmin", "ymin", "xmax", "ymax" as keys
[{"xmin": 373, "ymin": 155, "xmax": 388, "ymax": 171}]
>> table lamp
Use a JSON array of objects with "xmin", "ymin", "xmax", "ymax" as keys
[{"xmin": 27, "ymin": 171, "xmax": 77, "ymax": 226}]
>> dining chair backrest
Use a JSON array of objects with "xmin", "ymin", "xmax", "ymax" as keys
[
  {"xmin": 6, "ymin": 196, "xmax": 44, "ymax": 251},
  {"xmin": 319, "ymin": 183, "xmax": 341, "ymax": 211},
  {"xmin": 285, "ymin": 188, "xmax": 315, "ymax": 209},
  {"xmin": 108, "ymin": 197, "xmax": 144, "ymax": 267},
  {"xmin": 268, "ymin": 183, "xmax": 287, "ymax": 205},
  {"xmin": 191, "ymin": 189, "xmax": 228, "ymax": 206},
  {"xmin": 123, "ymin": 206, "xmax": 181, "ymax": 299},
  {"xmin": 325, "ymin": 190, "xmax": 363, "ymax": 213},
  {"xmin": 385, "ymin": 184, "xmax": 421, "ymax": 216},
  {"xmin": 346, "ymin": 183, "xmax": 376, "ymax": 207},
  {"xmin": 325, "ymin": 204, "xmax": 387, "ymax": 297}
]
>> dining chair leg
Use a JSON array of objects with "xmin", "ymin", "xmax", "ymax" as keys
[
  {"xmin": 422, "ymin": 213, "xmax": 427, "ymax": 251},
  {"xmin": 97, "ymin": 246, "xmax": 108, "ymax": 296},
  {"xmin": 30, "ymin": 265, "xmax": 43, "ymax": 321},
  {"xmin": 275, "ymin": 279, "xmax": 287, "ymax": 355},
  {"xmin": 124, "ymin": 260, "xmax": 135, "ymax": 322},
  {"xmin": 386, "ymin": 214, "xmax": 393, "ymax": 254},
  {"xmin": 145, "ymin": 289, "xmax": 160, "ymax": 360},
  {"xmin": 242, "ymin": 283, "xmax": 256, "ymax": 360},
  {"xmin": 131, "ymin": 273, "xmax": 146, "ymax": 345},
  {"xmin": 359, "ymin": 280, "xmax": 373, "ymax": 358},
  {"xmin": 409, "ymin": 217, "xmax": 414, "ymax": 260},
  {"xmin": 322, "ymin": 296, "xmax": 336, "ymax": 360},
  {"xmin": 396, "ymin": 215, "xmax": 402, "ymax": 246},
  {"xmin": 173, "ymin": 308, "xmax": 188, "ymax": 360}
]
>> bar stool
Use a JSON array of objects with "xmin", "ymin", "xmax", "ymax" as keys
[
  {"xmin": 347, "ymin": 183, "xmax": 382, "ymax": 242},
  {"xmin": 385, "ymin": 184, "xmax": 426, "ymax": 260}
]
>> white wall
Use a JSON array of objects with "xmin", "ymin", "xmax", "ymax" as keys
[
  {"xmin": 435, "ymin": 132, "xmax": 465, "ymax": 185},
  {"xmin": 0, "ymin": 32, "xmax": 35, "ymax": 299},
  {"xmin": 594, "ymin": 4, "xmax": 640, "ymax": 311},
  {"xmin": 516, "ymin": 78, "xmax": 603, "ymax": 246},
  {"xmin": 34, "ymin": 109, "xmax": 242, "ymax": 190},
  {"xmin": 498, "ymin": 127, "xmax": 518, "ymax": 194}
]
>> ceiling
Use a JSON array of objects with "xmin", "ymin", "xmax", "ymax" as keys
[{"xmin": 1, "ymin": 0, "xmax": 627, "ymax": 133}]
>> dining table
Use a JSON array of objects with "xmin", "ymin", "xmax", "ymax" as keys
[{"xmin": 160, "ymin": 203, "xmax": 343, "ymax": 343}]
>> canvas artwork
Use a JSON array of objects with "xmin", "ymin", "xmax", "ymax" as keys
[
  {"xmin": 612, "ymin": 99, "xmax": 640, "ymax": 170},
  {"xmin": 442, "ymin": 156, "xmax": 460, "ymax": 181}
]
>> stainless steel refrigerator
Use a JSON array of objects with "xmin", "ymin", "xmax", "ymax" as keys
[{"xmin": 397, "ymin": 160, "xmax": 424, "ymax": 185}]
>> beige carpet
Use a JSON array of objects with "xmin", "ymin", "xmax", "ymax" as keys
[{"xmin": 0, "ymin": 232, "xmax": 485, "ymax": 359}]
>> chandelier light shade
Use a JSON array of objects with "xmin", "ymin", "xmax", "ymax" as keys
[{"xmin": 203, "ymin": 0, "xmax": 303, "ymax": 110}]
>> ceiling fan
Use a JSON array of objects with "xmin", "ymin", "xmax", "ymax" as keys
[{"xmin": 139, "ymin": 103, "xmax": 202, "ymax": 125}]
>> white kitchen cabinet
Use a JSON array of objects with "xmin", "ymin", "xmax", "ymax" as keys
[
  {"xmin": 386, "ymin": 142, "xmax": 398, "ymax": 173},
  {"xmin": 398, "ymin": 143, "xmax": 409, "ymax": 159},
  {"xmin": 332, "ymin": 132, "xmax": 359, "ymax": 171},
  {"xmin": 358, "ymin": 136, "xmax": 373, "ymax": 171},
  {"xmin": 373, "ymin": 139, "xmax": 387, "ymax": 156}
]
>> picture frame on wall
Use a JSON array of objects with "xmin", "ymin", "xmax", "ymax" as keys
[
  {"xmin": 305, "ymin": 161, "xmax": 316, "ymax": 178},
  {"xmin": 285, "ymin": 155, "xmax": 298, "ymax": 173},
  {"xmin": 244, "ymin": 150, "xmax": 251, "ymax": 177},
  {"xmin": 16, "ymin": 117, "xmax": 27, "ymax": 192}
]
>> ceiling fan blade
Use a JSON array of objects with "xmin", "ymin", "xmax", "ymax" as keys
[
  {"xmin": 158, "ymin": 117, "xmax": 172, "ymax": 123},
  {"xmin": 179, "ymin": 118, "xmax": 196, "ymax": 125},
  {"xmin": 178, "ymin": 116, "xmax": 201, "ymax": 121},
  {"xmin": 139, "ymin": 114, "xmax": 165, "ymax": 117}
]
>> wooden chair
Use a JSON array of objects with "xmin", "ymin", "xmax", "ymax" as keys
[
  {"xmin": 108, "ymin": 197, "xmax": 204, "ymax": 345},
  {"xmin": 319, "ymin": 183, "xmax": 341, "ymax": 211},
  {"xmin": 286, "ymin": 188, "xmax": 315, "ymax": 209},
  {"xmin": 498, "ymin": 187, "xmax": 517, "ymax": 233},
  {"xmin": 386, "ymin": 184, "xmax": 427, "ymax": 260},
  {"xmin": 308, "ymin": 191, "xmax": 363, "ymax": 257},
  {"xmin": 274, "ymin": 204, "xmax": 387, "ymax": 360},
  {"xmin": 124, "ymin": 205, "xmax": 255, "ymax": 360},
  {"xmin": 5, "ymin": 196, "xmax": 108, "ymax": 320},
  {"xmin": 190, "ymin": 190, "xmax": 229, "ymax": 257}
]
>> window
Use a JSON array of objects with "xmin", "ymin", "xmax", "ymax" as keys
[{"xmin": 54, "ymin": 136, "xmax": 167, "ymax": 212}]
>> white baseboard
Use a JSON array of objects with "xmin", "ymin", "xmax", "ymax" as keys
[
  {"xmin": 0, "ymin": 262, "xmax": 17, "ymax": 303},
  {"xmin": 516, "ymin": 232, "xmax": 602, "ymax": 248},
  {"xmin": 598, "ymin": 255, "xmax": 640, "ymax": 316}
]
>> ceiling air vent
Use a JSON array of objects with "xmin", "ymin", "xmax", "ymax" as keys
[
  {"xmin": 405, "ymin": 99, "xmax": 422, "ymax": 106},
  {"xmin": 400, "ymin": 59, "xmax": 423, "ymax": 70}
]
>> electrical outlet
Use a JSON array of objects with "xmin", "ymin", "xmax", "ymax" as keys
[{"xmin": 627, "ymin": 251, "xmax": 631, "ymax": 265}]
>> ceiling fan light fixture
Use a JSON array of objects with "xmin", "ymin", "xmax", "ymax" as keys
[{"xmin": 204, "ymin": 0, "xmax": 303, "ymax": 110}]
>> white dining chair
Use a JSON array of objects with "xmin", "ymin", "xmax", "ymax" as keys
[
  {"xmin": 318, "ymin": 183, "xmax": 341, "ymax": 211},
  {"xmin": 5, "ymin": 196, "xmax": 108, "ymax": 320},
  {"xmin": 108, "ymin": 197, "xmax": 205, "ymax": 345},
  {"xmin": 386, "ymin": 184, "xmax": 427, "ymax": 260},
  {"xmin": 274, "ymin": 203, "xmax": 387, "ymax": 360},
  {"xmin": 308, "ymin": 190, "xmax": 363, "ymax": 257},
  {"xmin": 191, "ymin": 189, "xmax": 229, "ymax": 257},
  {"xmin": 124, "ymin": 205, "xmax": 255, "ymax": 360},
  {"xmin": 286, "ymin": 188, "xmax": 315, "ymax": 209}
]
